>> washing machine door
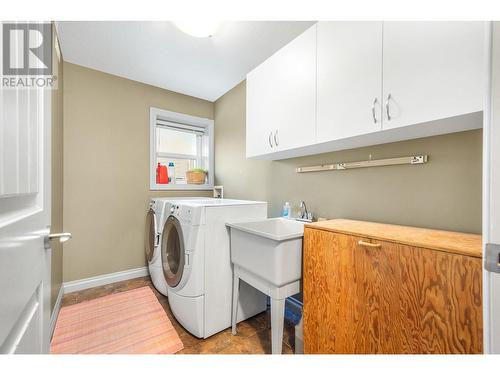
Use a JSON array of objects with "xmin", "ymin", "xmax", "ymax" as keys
[
  {"xmin": 144, "ymin": 208, "xmax": 157, "ymax": 262},
  {"xmin": 161, "ymin": 215, "xmax": 185, "ymax": 287}
]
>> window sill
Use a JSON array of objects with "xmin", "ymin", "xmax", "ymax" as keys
[{"xmin": 150, "ymin": 184, "xmax": 214, "ymax": 191}]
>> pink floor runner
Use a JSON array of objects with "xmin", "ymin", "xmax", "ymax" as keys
[{"xmin": 51, "ymin": 286, "xmax": 184, "ymax": 354}]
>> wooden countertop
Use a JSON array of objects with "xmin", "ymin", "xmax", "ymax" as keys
[{"xmin": 305, "ymin": 219, "xmax": 482, "ymax": 258}]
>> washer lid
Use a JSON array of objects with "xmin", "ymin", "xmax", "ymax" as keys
[
  {"xmin": 145, "ymin": 208, "xmax": 157, "ymax": 262},
  {"xmin": 161, "ymin": 215, "xmax": 185, "ymax": 288}
]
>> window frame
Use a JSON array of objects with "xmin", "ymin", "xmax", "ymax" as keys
[{"xmin": 150, "ymin": 107, "xmax": 214, "ymax": 191}]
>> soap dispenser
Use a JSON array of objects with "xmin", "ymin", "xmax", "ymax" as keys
[{"xmin": 282, "ymin": 202, "xmax": 291, "ymax": 219}]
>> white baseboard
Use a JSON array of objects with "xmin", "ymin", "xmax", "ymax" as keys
[
  {"xmin": 63, "ymin": 267, "xmax": 150, "ymax": 294},
  {"xmin": 50, "ymin": 285, "xmax": 64, "ymax": 338}
]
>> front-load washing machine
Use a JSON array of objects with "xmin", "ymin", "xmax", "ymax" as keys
[
  {"xmin": 160, "ymin": 199, "xmax": 268, "ymax": 338},
  {"xmin": 145, "ymin": 197, "xmax": 207, "ymax": 296}
]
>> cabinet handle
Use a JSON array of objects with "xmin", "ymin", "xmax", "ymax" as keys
[
  {"xmin": 385, "ymin": 93, "xmax": 392, "ymax": 121},
  {"xmin": 274, "ymin": 129, "xmax": 279, "ymax": 147},
  {"xmin": 372, "ymin": 97, "xmax": 378, "ymax": 124},
  {"xmin": 358, "ymin": 240, "xmax": 381, "ymax": 248},
  {"xmin": 268, "ymin": 132, "xmax": 273, "ymax": 148}
]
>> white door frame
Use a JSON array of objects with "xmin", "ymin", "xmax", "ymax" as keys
[{"xmin": 483, "ymin": 20, "xmax": 500, "ymax": 354}]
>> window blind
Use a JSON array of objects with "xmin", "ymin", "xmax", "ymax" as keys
[{"xmin": 156, "ymin": 118, "xmax": 206, "ymax": 135}]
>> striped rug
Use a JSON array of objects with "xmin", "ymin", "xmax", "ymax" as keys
[{"xmin": 51, "ymin": 286, "xmax": 184, "ymax": 354}]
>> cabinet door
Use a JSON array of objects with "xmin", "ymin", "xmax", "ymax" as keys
[
  {"xmin": 317, "ymin": 22, "xmax": 383, "ymax": 142},
  {"xmin": 303, "ymin": 229, "xmax": 402, "ymax": 354},
  {"xmin": 275, "ymin": 24, "xmax": 317, "ymax": 152},
  {"xmin": 246, "ymin": 65, "xmax": 275, "ymax": 157},
  {"xmin": 246, "ymin": 24, "xmax": 316, "ymax": 157},
  {"xmin": 303, "ymin": 228, "xmax": 483, "ymax": 354},
  {"xmin": 382, "ymin": 21, "xmax": 484, "ymax": 130}
]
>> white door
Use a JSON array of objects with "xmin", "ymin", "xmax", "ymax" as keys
[
  {"xmin": 382, "ymin": 21, "xmax": 484, "ymax": 130},
  {"xmin": 316, "ymin": 22, "xmax": 383, "ymax": 142},
  {"xmin": 484, "ymin": 21, "xmax": 500, "ymax": 354},
  {"xmin": 246, "ymin": 24, "xmax": 316, "ymax": 157},
  {"xmin": 0, "ymin": 24, "xmax": 52, "ymax": 354}
]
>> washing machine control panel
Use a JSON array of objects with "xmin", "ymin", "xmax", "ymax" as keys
[
  {"xmin": 149, "ymin": 200, "xmax": 157, "ymax": 211},
  {"xmin": 168, "ymin": 204, "xmax": 195, "ymax": 225}
]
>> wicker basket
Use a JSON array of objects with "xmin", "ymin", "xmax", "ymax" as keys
[{"xmin": 186, "ymin": 171, "xmax": 207, "ymax": 184}]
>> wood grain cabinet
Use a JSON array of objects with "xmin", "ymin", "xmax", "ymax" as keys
[{"xmin": 303, "ymin": 219, "xmax": 483, "ymax": 354}]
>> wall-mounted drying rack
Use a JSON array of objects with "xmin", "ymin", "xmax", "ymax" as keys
[{"xmin": 295, "ymin": 155, "xmax": 428, "ymax": 173}]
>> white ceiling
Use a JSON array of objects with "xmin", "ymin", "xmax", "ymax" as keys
[{"xmin": 56, "ymin": 21, "xmax": 315, "ymax": 101}]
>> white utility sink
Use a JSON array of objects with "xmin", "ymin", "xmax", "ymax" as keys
[
  {"xmin": 226, "ymin": 217, "xmax": 304, "ymax": 287},
  {"xmin": 226, "ymin": 217, "xmax": 305, "ymax": 354}
]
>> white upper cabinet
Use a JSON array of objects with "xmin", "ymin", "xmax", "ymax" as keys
[
  {"xmin": 246, "ymin": 61, "xmax": 274, "ymax": 157},
  {"xmin": 246, "ymin": 24, "xmax": 317, "ymax": 158},
  {"xmin": 246, "ymin": 21, "xmax": 484, "ymax": 160},
  {"xmin": 382, "ymin": 21, "xmax": 485, "ymax": 130},
  {"xmin": 317, "ymin": 22, "xmax": 383, "ymax": 143}
]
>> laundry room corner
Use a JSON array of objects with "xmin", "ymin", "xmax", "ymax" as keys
[{"xmin": 61, "ymin": 63, "xmax": 214, "ymax": 283}]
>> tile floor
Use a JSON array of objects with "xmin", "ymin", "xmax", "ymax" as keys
[{"xmin": 60, "ymin": 277, "xmax": 296, "ymax": 354}]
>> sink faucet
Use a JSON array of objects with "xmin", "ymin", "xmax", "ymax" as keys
[
  {"xmin": 298, "ymin": 201, "xmax": 314, "ymax": 222},
  {"xmin": 299, "ymin": 201, "xmax": 308, "ymax": 219}
]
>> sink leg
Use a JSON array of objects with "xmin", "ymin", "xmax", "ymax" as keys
[
  {"xmin": 270, "ymin": 298, "xmax": 285, "ymax": 354},
  {"xmin": 231, "ymin": 273, "xmax": 240, "ymax": 336}
]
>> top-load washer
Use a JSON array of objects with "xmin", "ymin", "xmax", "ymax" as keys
[
  {"xmin": 160, "ymin": 199, "xmax": 268, "ymax": 338},
  {"xmin": 145, "ymin": 197, "xmax": 206, "ymax": 296}
]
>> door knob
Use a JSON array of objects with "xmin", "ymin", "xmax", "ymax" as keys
[{"xmin": 44, "ymin": 232, "xmax": 72, "ymax": 249}]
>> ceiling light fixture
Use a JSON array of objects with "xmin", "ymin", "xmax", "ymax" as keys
[{"xmin": 173, "ymin": 21, "xmax": 221, "ymax": 38}]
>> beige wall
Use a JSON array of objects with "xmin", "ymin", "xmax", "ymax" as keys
[
  {"xmin": 215, "ymin": 81, "xmax": 482, "ymax": 234},
  {"xmin": 62, "ymin": 65, "xmax": 482, "ymax": 283},
  {"xmin": 63, "ymin": 63, "xmax": 213, "ymax": 282},
  {"xmin": 51, "ymin": 27, "xmax": 64, "ymax": 312}
]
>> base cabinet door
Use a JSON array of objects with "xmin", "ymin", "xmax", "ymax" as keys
[
  {"xmin": 303, "ymin": 228, "xmax": 483, "ymax": 354},
  {"xmin": 382, "ymin": 21, "xmax": 484, "ymax": 130},
  {"xmin": 316, "ymin": 21, "xmax": 383, "ymax": 143}
]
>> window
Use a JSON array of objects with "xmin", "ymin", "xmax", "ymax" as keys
[{"xmin": 150, "ymin": 107, "xmax": 214, "ymax": 190}]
